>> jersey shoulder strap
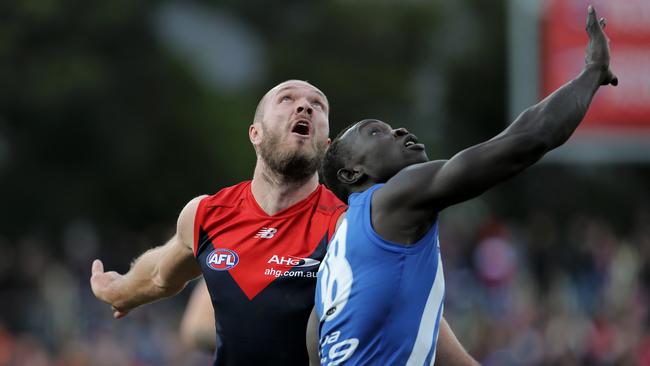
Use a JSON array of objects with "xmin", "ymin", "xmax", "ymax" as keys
[
  {"xmin": 317, "ymin": 185, "xmax": 347, "ymax": 241},
  {"xmin": 193, "ymin": 181, "xmax": 251, "ymax": 256}
]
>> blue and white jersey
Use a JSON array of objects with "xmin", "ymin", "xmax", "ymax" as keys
[{"xmin": 315, "ymin": 184, "xmax": 445, "ymax": 366}]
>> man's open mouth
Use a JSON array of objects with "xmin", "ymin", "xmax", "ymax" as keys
[
  {"xmin": 292, "ymin": 120, "xmax": 311, "ymax": 136},
  {"xmin": 404, "ymin": 135, "xmax": 418, "ymax": 147}
]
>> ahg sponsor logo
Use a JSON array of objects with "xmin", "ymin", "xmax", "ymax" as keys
[
  {"xmin": 267, "ymin": 255, "xmax": 320, "ymax": 268},
  {"xmin": 264, "ymin": 268, "xmax": 318, "ymax": 278}
]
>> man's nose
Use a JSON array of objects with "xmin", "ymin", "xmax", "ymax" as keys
[
  {"xmin": 393, "ymin": 127, "xmax": 409, "ymax": 136},
  {"xmin": 296, "ymin": 102, "xmax": 313, "ymax": 115}
]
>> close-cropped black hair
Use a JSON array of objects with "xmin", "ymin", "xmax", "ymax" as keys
[{"xmin": 321, "ymin": 122, "xmax": 359, "ymax": 203}]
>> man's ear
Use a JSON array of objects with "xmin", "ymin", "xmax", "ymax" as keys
[
  {"xmin": 337, "ymin": 167, "xmax": 363, "ymax": 185},
  {"xmin": 249, "ymin": 124, "xmax": 261, "ymax": 145}
]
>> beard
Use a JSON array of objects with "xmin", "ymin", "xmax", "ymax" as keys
[{"xmin": 259, "ymin": 126, "xmax": 327, "ymax": 183}]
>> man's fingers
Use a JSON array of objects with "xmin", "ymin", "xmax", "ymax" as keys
[
  {"xmin": 92, "ymin": 259, "xmax": 104, "ymax": 275},
  {"xmin": 586, "ymin": 5, "xmax": 598, "ymax": 33},
  {"xmin": 599, "ymin": 17, "xmax": 606, "ymax": 29},
  {"xmin": 113, "ymin": 309, "xmax": 129, "ymax": 319}
]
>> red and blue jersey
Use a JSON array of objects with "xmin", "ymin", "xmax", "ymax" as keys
[{"xmin": 194, "ymin": 181, "xmax": 345, "ymax": 366}]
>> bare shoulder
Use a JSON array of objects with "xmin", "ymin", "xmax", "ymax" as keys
[
  {"xmin": 368, "ymin": 160, "xmax": 449, "ymax": 242},
  {"xmin": 377, "ymin": 159, "xmax": 447, "ymax": 206},
  {"xmin": 177, "ymin": 195, "xmax": 208, "ymax": 250}
]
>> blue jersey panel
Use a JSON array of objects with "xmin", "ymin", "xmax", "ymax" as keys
[{"xmin": 315, "ymin": 184, "xmax": 445, "ymax": 366}]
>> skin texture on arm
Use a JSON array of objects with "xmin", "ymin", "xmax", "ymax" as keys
[
  {"xmin": 90, "ymin": 196, "xmax": 205, "ymax": 318},
  {"xmin": 307, "ymin": 306, "xmax": 320, "ymax": 366},
  {"xmin": 372, "ymin": 6, "xmax": 617, "ymax": 242},
  {"xmin": 435, "ymin": 318, "xmax": 480, "ymax": 366},
  {"xmin": 180, "ymin": 278, "xmax": 216, "ymax": 352}
]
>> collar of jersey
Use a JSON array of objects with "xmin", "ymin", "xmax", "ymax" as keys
[
  {"xmin": 245, "ymin": 183, "xmax": 322, "ymax": 218},
  {"xmin": 355, "ymin": 184, "xmax": 438, "ymax": 255}
]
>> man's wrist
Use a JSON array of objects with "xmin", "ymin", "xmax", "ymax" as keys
[{"xmin": 584, "ymin": 62, "xmax": 609, "ymax": 84}]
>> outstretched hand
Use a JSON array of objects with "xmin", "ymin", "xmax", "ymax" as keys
[
  {"xmin": 585, "ymin": 5, "xmax": 618, "ymax": 86},
  {"xmin": 90, "ymin": 259, "xmax": 130, "ymax": 319}
]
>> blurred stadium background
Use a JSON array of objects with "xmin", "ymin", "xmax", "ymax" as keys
[{"xmin": 0, "ymin": 0, "xmax": 649, "ymax": 365}]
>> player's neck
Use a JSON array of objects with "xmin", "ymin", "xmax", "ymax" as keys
[
  {"xmin": 251, "ymin": 161, "xmax": 319, "ymax": 216},
  {"xmin": 349, "ymin": 176, "xmax": 381, "ymax": 197}
]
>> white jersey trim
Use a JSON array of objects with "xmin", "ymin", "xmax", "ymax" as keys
[{"xmin": 406, "ymin": 249, "xmax": 445, "ymax": 366}]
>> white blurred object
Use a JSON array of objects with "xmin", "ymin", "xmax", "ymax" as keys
[{"xmin": 153, "ymin": 2, "xmax": 266, "ymax": 92}]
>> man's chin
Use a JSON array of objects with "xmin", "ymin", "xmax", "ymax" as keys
[
  {"xmin": 260, "ymin": 137, "xmax": 326, "ymax": 181},
  {"xmin": 283, "ymin": 145, "xmax": 321, "ymax": 162},
  {"xmin": 279, "ymin": 160, "xmax": 319, "ymax": 182},
  {"xmin": 263, "ymin": 153, "xmax": 317, "ymax": 180}
]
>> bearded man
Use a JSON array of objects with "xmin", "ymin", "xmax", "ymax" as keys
[{"xmin": 90, "ymin": 80, "xmax": 477, "ymax": 366}]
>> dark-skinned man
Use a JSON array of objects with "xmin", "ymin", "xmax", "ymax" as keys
[{"xmin": 310, "ymin": 6, "xmax": 616, "ymax": 365}]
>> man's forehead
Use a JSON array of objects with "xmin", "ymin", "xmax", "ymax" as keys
[
  {"xmin": 339, "ymin": 121, "xmax": 362, "ymax": 141},
  {"xmin": 270, "ymin": 81, "xmax": 326, "ymax": 98},
  {"xmin": 340, "ymin": 119, "xmax": 385, "ymax": 140}
]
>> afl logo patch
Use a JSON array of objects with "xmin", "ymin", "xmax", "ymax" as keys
[{"xmin": 206, "ymin": 249, "xmax": 239, "ymax": 271}]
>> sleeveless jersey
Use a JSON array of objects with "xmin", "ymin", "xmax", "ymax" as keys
[
  {"xmin": 315, "ymin": 184, "xmax": 445, "ymax": 366},
  {"xmin": 194, "ymin": 181, "xmax": 346, "ymax": 366}
]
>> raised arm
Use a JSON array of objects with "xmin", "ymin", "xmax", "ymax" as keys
[
  {"xmin": 90, "ymin": 196, "xmax": 205, "ymax": 318},
  {"xmin": 382, "ymin": 6, "xmax": 616, "ymax": 217}
]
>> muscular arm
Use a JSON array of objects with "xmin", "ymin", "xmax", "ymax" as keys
[
  {"xmin": 90, "ymin": 196, "xmax": 205, "ymax": 318},
  {"xmin": 180, "ymin": 278, "xmax": 217, "ymax": 351},
  {"xmin": 375, "ymin": 6, "xmax": 616, "ymax": 233}
]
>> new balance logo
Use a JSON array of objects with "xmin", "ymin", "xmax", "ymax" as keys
[{"xmin": 255, "ymin": 227, "xmax": 278, "ymax": 239}]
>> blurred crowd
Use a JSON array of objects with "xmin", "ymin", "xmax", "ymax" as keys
[
  {"xmin": 443, "ymin": 207, "xmax": 650, "ymax": 366},
  {"xmin": 0, "ymin": 207, "xmax": 648, "ymax": 365},
  {"xmin": 0, "ymin": 220, "xmax": 211, "ymax": 366}
]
